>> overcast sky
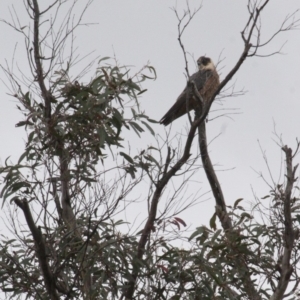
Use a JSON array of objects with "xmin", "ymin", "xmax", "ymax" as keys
[{"xmin": 1, "ymin": 0, "xmax": 300, "ymax": 235}]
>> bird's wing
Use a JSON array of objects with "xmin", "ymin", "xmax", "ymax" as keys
[
  {"xmin": 159, "ymin": 93, "xmax": 192, "ymax": 126},
  {"xmin": 189, "ymin": 69, "xmax": 212, "ymax": 92},
  {"xmin": 160, "ymin": 70, "xmax": 211, "ymax": 126}
]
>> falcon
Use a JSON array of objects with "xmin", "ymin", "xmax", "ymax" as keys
[{"xmin": 160, "ymin": 56, "xmax": 220, "ymax": 126}]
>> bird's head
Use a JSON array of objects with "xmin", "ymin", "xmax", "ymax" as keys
[{"xmin": 197, "ymin": 56, "xmax": 216, "ymax": 71}]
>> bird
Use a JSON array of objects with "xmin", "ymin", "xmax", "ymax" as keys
[{"xmin": 160, "ymin": 56, "xmax": 220, "ymax": 126}]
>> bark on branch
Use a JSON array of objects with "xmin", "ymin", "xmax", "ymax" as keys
[
  {"xmin": 197, "ymin": 119, "xmax": 261, "ymax": 300},
  {"xmin": 31, "ymin": 0, "xmax": 54, "ymax": 119},
  {"xmin": 14, "ymin": 198, "xmax": 59, "ymax": 300},
  {"xmin": 270, "ymin": 146, "xmax": 298, "ymax": 300},
  {"xmin": 197, "ymin": 121, "xmax": 231, "ymax": 229},
  {"xmin": 28, "ymin": 1, "xmax": 91, "ymax": 296}
]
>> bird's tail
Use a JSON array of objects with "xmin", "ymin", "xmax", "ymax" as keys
[{"xmin": 160, "ymin": 97, "xmax": 192, "ymax": 126}]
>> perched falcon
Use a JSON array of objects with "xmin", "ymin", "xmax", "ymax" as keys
[{"xmin": 160, "ymin": 56, "xmax": 220, "ymax": 126}]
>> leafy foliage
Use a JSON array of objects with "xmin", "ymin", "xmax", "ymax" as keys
[
  {"xmin": 0, "ymin": 56, "xmax": 159, "ymax": 299},
  {"xmin": 1, "ymin": 1, "xmax": 300, "ymax": 300}
]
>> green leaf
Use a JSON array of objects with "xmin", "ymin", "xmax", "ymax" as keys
[
  {"xmin": 126, "ymin": 79, "xmax": 141, "ymax": 91},
  {"xmin": 120, "ymin": 152, "xmax": 134, "ymax": 164},
  {"xmin": 11, "ymin": 181, "xmax": 31, "ymax": 192},
  {"xmin": 24, "ymin": 92, "xmax": 31, "ymax": 105},
  {"xmin": 111, "ymin": 220, "xmax": 123, "ymax": 226},
  {"xmin": 240, "ymin": 212, "xmax": 252, "ymax": 220},
  {"xmin": 98, "ymin": 56, "xmax": 110, "ymax": 63},
  {"xmin": 131, "ymin": 108, "xmax": 137, "ymax": 118},
  {"xmin": 27, "ymin": 131, "xmax": 36, "ymax": 145},
  {"xmin": 141, "ymin": 66, "xmax": 157, "ymax": 80},
  {"xmin": 18, "ymin": 150, "xmax": 29, "ymax": 164},
  {"xmin": 4, "ymin": 156, "xmax": 11, "ymax": 167},
  {"xmin": 144, "ymin": 154, "xmax": 160, "ymax": 169},
  {"xmin": 111, "ymin": 109, "xmax": 123, "ymax": 136},
  {"xmin": 234, "ymin": 198, "xmax": 244, "ymax": 208},
  {"xmin": 250, "ymin": 238, "xmax": 261, "ymax": 245},
  {"xmin": 97, "ymin": 127, "xmax": 106, "ymax": 147},
  {"xmin": 137, "ymin": 89, "xmax": 147, "ymax": 95},
  {"xmin": 15, "ymin": 120, "xmax": 34, "ymax": 127},
  {"xmin": 5, "ymin": 239, "xmax": 17, "ymax": 245},
  {"xmin": 55, "ymin": 101, "xmax": 65, "ymax": 113},
  {"xmin": 211, "ymin": 229, "xmax": 222, "ymax": 243},
  {"xmin": 148, "ymin": 146, "xmax": 159, "ymax": 151},
  {"xmin": 189, "ymin": 227, "xmax": 205, "ymax": 241},
  {"xmin": 146, "ymin": 118, "xmax": 158, "ymax": 124},
  {"xmin": 141, "ymin": 121, "xmax": 155, "ymax": 136},
  {"xmin": 81, "ymin": 177, "xmax": 97, "ymax": 183},
  {"xmin": 112, "ymin": 108, "xmax": 123, "ymax": 122},
  {"xmin": 129, "ymin": 122, "xmax": 144, "ymax": 133},
  {"xmin": 210, "ymin": 212, "xmax": 217, "ymax": 230}
]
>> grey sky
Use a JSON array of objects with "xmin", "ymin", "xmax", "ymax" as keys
[{"xmin": 0, "ymin": 0, "xmax": 300, "ymax": 232}]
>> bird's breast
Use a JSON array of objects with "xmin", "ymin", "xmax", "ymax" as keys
[{"xmin": 200, "ymin": 73, "xmax": 220, "ymax": 101}]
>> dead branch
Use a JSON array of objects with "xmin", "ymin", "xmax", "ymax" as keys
[
  {"xmin": 172, "ymin": 2, "xmax": 202, "ymax": 78},
  {"xmin": 270, "ymin": 146, "xmax": 298, "ymax": 300}
]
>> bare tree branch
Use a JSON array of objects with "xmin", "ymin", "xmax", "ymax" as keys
[
  {"xmin": 30, "ymin": 0, "xmax": 54, "ymax": 119},
  {"xmin": 172, "ymin": 2, "xmax": 202, "ymax": 78},
  {"xmin": 270, "ymin": 146, "xmax": 299, "ymax": 300}
]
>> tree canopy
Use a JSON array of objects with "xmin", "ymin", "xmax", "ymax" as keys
[{"xmin": 1, "ymin": 1, "xmax": 300, "ymax": 299}]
